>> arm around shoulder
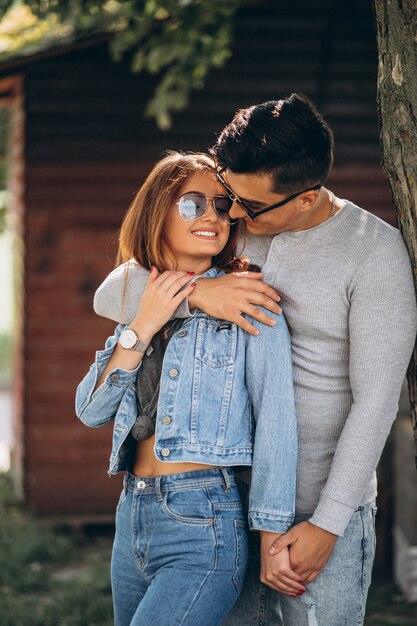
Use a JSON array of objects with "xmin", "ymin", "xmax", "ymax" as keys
[{"xmin": 93, "ymin": 261, "xmax": 150, "ymax": 324}]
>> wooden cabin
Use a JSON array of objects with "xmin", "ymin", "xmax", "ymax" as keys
[{"xmin": 0, "ymin": 0, "xmax": 394, "ymax": 519}]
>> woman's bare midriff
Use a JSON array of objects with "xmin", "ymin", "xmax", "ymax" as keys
[{"xmin": 133, "ymin": 434, "xmax": 217, "ymax": 476}]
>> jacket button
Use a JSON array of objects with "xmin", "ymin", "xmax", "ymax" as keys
[
  {"xmin": 169, "ymin": 368, "xmax": 178, "ymax": 377},
  {"xmin": 162, "ymin": 416, "xmax": 171, "ymax": 425},
  {"xmin": 161, "ymin": 448, "xmax": 171, "ymax": 457},
  {"xmin": 265, "ymin": 274, "xmax": 272, "ymax": 280},
  {"xmin": 110, "ymin": 373, "xmax": 120, "ymax": 382},
  {"xmin": 178, "ymin": 330, "xmax": 186, "ymax": 337}
]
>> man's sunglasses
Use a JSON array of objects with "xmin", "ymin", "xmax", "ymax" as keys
[
  {"xmin": 177, "ymin": 192, "xmax": 236, "ymax": 225},
  {"xmin": 216, "ymin": 168, "xmax": 321, "ymax": 221}
]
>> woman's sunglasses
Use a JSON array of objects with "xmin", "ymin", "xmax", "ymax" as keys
[{"xmin": 177, "ymin": 193, "xmax": 236, "ymax": 225}]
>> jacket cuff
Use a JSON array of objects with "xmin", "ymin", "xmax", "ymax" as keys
[
  {"xmin": 248, "ymin": 511, "xmax": 294, "ymax": 534},
  {"xmin": 309, "ymin": 495, "xmax": 356, "ymax": 537}
]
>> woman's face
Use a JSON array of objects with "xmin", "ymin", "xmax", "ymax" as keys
[{"xmin": 162, "ymin": 171, "xmax": 231, "ymax": 272}]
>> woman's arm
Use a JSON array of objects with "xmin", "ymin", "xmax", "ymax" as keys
[
  {"xmin": 75, "ymin": 323, "xmax": 140, "ymax": 428},
  {"xmin": 77, "ymin": 268, "xmax": 195, "ymax": 426}
]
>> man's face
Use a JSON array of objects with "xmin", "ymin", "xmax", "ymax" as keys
[{"xmin": 226, "ymin": 170, "xmax": 313, "ymax": 235}]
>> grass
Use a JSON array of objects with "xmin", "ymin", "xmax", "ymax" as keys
[
  {"xmin": 0, "ymin": 473, "xmax": 113, "ymax": 626},
  {"xmin": 1, "ymin": 471, "xmax": 417, "ymax": 625},
  {"xmin": 365, "ymin": 573, "xmax": 417, "ymax": 625}
]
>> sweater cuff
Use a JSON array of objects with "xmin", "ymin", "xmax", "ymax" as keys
[{"xmin": 309, "ymin": 495, "xmax": 356, "ymax": 537}]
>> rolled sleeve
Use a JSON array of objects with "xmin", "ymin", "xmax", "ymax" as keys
[{"xmin": 75, "ymin": 324, "xmax": 141, "ymax": 427}]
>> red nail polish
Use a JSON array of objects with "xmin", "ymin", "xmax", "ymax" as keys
[
  {"xmin": 188, "ymin": 271, "xmax": 195, "ymax": 276},
  {"xmin": 291, "ymin": 595, "xmax": 296, "ymax": 598},
  {"xmin": 190, "ymin": 282, "xmax": 196, "ymax": 287}
]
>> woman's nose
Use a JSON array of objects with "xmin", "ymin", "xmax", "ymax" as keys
[{"xmin": 201, "ymin": 200, "xmax": 218, "ymax": 221}]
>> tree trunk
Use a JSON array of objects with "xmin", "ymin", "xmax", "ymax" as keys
[{"xmin": 374, "ymin": 0, "xmax": 417, "ymax": 460}]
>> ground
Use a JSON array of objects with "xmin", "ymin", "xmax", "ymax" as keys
[{"xmin": 1, "ymin": 473, "xmax": 416, "ymax": 625}]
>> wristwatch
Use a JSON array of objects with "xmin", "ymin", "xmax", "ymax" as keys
[{"xmin": 119, "ymin": 328, "xmax": 152, "ymax": 354}]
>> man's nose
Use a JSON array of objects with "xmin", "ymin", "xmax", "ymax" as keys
[{"xmin": 229, "ymin": 201, "xmax": 246, "ymax": 220}]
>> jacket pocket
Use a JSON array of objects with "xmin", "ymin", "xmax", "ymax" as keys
[{"xmin": 195, "ymin": 318, "xmax": 236, "ymax": 368}]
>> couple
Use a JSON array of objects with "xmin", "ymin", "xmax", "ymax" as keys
[{"xmin": 76, "ymin": 94, "xmax": 416, "ymax": 625}]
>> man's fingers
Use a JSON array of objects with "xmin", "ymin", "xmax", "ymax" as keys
[
  {"xmin": 304, "ymin": 570, "xmax": 320, "ymax": 584},
  {"xmin": 243, "ymin": 304, "xmax": 280, "ymax": 325},
  {"xmin": 232, "ymin": 277, "xmax": 281, "ymax": 302},
  {"xmin": 231, "ymin": 315, "xmax": 259, "ymax": 336}
]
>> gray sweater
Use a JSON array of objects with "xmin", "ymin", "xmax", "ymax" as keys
[{"xmin": 93, "ymin": 201, "xmax": 417, "ymax": 536}]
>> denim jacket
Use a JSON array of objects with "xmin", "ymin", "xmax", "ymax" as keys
[{"xmin": 76, "ymin": 270, "xmax": 297, "ymax": 533}]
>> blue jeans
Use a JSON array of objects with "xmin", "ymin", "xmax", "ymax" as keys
[
  {"xmin": 111, "ymin": 467, "xmax": 249, "ymax": 625},
  {"xmin": 223, "ymin": 481, "xmax": 376, "ymax": 626}
]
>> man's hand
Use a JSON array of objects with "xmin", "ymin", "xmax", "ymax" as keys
[
  {"xmin": 189, "ymin": 272, "xmax": 282, "ymax": 335},
  {"xmin": 260, "ymin": 531, "xmax": 305, "ymax": 596},
  {"xmin": 268, "ymin": 521, "xmax": 338, "ymax": 584}
]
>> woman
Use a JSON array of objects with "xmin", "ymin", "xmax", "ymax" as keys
[{"xmin": 75, "ymin": 152, "xmax": 298, "ymax": 626}]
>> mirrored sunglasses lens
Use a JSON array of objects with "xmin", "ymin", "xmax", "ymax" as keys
[
  {"xmin": 214, "ymin": 197, "xmax": 233, "ymax": 223},
  {"xmin": 179, "ymin": 194, "xmax": 207, "ymax": 220}
]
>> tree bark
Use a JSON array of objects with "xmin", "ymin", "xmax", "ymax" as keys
[{"xmin": 374, "ymin": 0, "xmax": 417, "ymax": 460}]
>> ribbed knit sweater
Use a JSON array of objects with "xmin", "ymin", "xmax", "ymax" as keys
[{"xmin": 93, "ymin": 201, "xmax": 417, "ymax": 536}]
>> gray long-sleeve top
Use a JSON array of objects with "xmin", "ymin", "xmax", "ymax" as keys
[{"xmin": 93, "ymin": 201, "xmax": 417, "ymax": 536}]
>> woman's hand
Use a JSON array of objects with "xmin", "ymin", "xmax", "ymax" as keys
[
  {"xmin": 260, "ymin": 531, "xmax": 305, "ymax": 597},
  {"xmin": 130, "ymin": 267, "xmax": 196, "ymax": 342}
]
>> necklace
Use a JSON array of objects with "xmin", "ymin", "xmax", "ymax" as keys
[{"xmin": 329, "ymin": 190, "xmax": 339, "ymax": 218}]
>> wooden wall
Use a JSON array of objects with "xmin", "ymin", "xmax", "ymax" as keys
[{"xmin": 5, "ymin": 0, "xmax": 394, "ymax": 513}]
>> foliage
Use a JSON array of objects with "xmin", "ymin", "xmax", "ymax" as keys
[
  {"xmin": 0, "ymin": 472, "xmax": 113, "ymax": 625},
  {"xmin": 0, "ymin": 0, "xmax": 242, "ymax": 128}
]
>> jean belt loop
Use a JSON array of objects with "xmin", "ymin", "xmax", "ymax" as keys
[
  {"xmin": 220, "ymin": 467, "xmax": 230, "ymax": 492},
  {"xmin": 123, "ymin": 473, "xmax": 128, "ymax": 496},
  {"xmin": 155, "ymin": 475, "xmax": 163, "ymax": 502}
]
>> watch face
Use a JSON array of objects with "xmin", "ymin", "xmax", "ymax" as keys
[{"xmin": 119, "ymin": 328, "xmax": 137, "ymax": 349}]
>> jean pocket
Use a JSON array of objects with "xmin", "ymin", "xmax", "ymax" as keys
[
  {"xmin": 232, "ymin": 519, "xmax": 249, "ymax": 594},
  {"xmin": 161, "ymin": 488, "xmax": 215, "ymax": 525},
  {"xmin": 195, "ymin": 318, "xmax": 236, "ymax": 368}
]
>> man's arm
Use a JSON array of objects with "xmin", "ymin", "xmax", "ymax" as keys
[
  {"xmin": 269, "ymin": 232, "xmax": 417, "ymax": 582},
  {"xmin": 94, "ymin": 256, "xmax": 282, "ymax": 332}
]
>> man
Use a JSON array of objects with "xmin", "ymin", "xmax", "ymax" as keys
[{"xmin": 93, "ymin": 94, "xmax": 416, "ymax": 625}]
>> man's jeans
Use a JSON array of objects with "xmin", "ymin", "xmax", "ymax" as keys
[
  {"xmin": 223, "ymin": 482, "xmax": 376, "ymax": 626},
  {"xmin": 111, "ymin": 467, "xmax": 249, "ymax": 626}
]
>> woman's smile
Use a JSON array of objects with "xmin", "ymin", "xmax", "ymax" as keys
[{"xmin": 191, "ymin": 228, "xmax": 218, "ymax": 239}]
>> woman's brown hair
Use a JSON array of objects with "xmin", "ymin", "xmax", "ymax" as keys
[{"xmin": 116, "ymin": 151, "xmax": 240, "ymax": 271}]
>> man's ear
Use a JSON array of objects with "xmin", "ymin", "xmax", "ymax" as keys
[{"xmin": 299, "ymin": 190, "xmax": 320, "ymax": 212}]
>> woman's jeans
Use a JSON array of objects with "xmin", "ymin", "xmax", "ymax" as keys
[{"xmin": 111, "ymin": 467, "xmax": 249, "ymax": 626}]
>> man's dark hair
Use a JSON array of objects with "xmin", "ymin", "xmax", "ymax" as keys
[{"xmin": 211, "ymin": 94, "xmax": 334, "ymax": 195}]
